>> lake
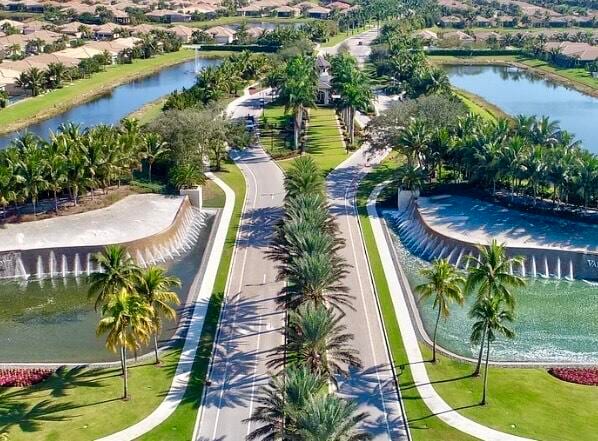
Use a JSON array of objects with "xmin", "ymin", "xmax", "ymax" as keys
[
  {"xmin": 444, "ymin": 64, "xmax": 598, "ymax": 154},
  {"xmin": 0, "ymin": 57, "xmax": 220, "ymax": 148}
]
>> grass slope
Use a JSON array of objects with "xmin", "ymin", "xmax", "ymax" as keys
[
  {"xmin": 0, "ymin": 50, "xmax": 195, "ymax": 134},
  {"xmin": 139, "ymin": 159, "xmax": 245, "ymax": 440}
]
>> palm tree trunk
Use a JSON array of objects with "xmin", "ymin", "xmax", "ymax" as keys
[
  {"xmin": 473, "ymin": 325, "xmax": 487, "ymax": 376},
  {"xmin": 349, "ymin": 106, "xmax": 355, "ymax": 147},
  {"xmin": 122, "ymin": 346, "xmax": 129, "ymax": 400},
  {"xmin": 32, "ymin": 198, "xmax": 37, "ymax": 217},
  {"xmin": 148, "ymin": 162, "xmax": 152, "ymax": 182},
  {"xmin": 154, "ymin": 334, "xmax": 160, "ymax": 365},
  {"xmin": 481, "ymin": 337, "xmax": 491, "ymax": 405},
  {"xmin": 54, "ymin": 190, "xmax": 59, "ymax": 213},
  {"xmin": 432, "ymin": 308, "xmax": 441, "ymax": 363}
]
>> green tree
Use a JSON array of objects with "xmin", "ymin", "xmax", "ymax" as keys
[
  {"xmin": 96, "ymin": 289, "xmax": 154, "ymax": 399},
  {"xmin": 465, "ymin": 240, "xmax": 524, "ymax": 375},
  {"xmin": 16, "ymin": 67, "xmax": 47, "ymax": 97},
  {"xmin": 140, "ymin": 133, "xmax": 170, "ymax": 182},
  {"xmin": 135, "ymin": 266, "xmax": 181, "ymax": 364},
  {"xmin": 416, "ymin": 258, "xmax": 464, "ymax": 363},
  {"xmin": 88, "ymin": 245, "xmax": 142, "ymax": 311},
  {"xmin": 470, "ymin": 295, "xmax": 515, "ymax": 405}
]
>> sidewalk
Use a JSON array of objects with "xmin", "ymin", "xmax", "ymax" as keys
[{"xmin": 367, "ymin": 182, "xmax": 535, "ymax": 441}]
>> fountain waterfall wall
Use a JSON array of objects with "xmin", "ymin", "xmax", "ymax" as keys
[{"xmin": 395, "ymin": 197, "xmax": 598, "ymax": 281}]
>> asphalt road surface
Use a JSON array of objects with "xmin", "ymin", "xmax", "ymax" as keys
[{"xmin": 195, "ymin": 90, "xmax": 286, "ymax": 441}]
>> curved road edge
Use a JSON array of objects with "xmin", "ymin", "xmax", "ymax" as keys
[
  {"xmin": 366, "ymin": 181, "xmax": 534, "ymax": 441},
  {"xmin": 95, "ymin": 171, "xmax": 236, "ymax": 441}
]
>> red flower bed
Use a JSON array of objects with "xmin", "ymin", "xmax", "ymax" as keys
[
  {"xmin": 0, "ymin": 368, "xmax": 54, "ymax": 387},
  {"xmin": 548, "ymin": 368, "xmax": 598, "ymax": 386}
]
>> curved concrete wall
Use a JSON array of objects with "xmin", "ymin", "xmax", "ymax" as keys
[
  {"xmin": 0, "ymin": 198, "xmax": 204, "ymax": 279},
  {"xmin": 396, "ymin": 198, "xmax": 598, "ymax": 281}
]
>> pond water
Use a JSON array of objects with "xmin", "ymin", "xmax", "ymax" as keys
[
  {"xmin": 444, "ymin": 64, "xmax": 598, "ymax": 154},
  {"xmin": 0, "ymin": 57, "xmax": 220, "ymax": 148},
  {"xmin": 0, "ymin": 213, "xmax": 215, "ymax": 364},
  {"xmin": 384, "ymin": 209, "xmax": 598, "ymax": 363}
]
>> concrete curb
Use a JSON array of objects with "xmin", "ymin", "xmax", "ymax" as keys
[
  {"xmin": 367, "ymin": 181, "xmax": 535, "ymax": 441},
  {"xmin": 95, "ymin": 172, "xmax": 235, "ymax": 441}
]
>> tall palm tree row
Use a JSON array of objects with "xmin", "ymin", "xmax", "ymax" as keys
[
  {"xmin": 330, "ymin": 52, "xmax": 373, "ymax": 147},
  {"xmin": 0, "ymin": 119, "xmax": 171, "ymax": 217},
  {"xmin": 370, "ymin": 109, "xmax": 598, "ymax": 210},
  {"xmin": 247, "ymin": 156, "xmax": 369, "ymax": 440},
  {"xmin": 417, "ymin": 240, "xmax": 525, "ymax": 406},
  {"xmin": 90, "ymin": 245, "xmax": 181, "ymax": 399}
]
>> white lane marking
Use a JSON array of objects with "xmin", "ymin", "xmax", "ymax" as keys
[
  {"xmin": 340, "ymin": 164, "xmax": 393, "ymax": 439},
  {"xmin": 210, "ymin": 153, "xmax": 260, "ymax": 440},
  {"xmin": 262, "ymin": 273, "xmax": 267, "ymax": 284}
]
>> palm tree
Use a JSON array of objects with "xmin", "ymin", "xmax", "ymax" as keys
[
  {"xmin": 16, "ymin": 67, "xmax": 46, "ymax": 97},
  {"xmin": 416, "ymin": 259, "xmax": 464, "ymax": 363},
  {"xmin": 46, "ymin": 62, "xmax": 68, "ymax": 89},
  {"xmin": 88, "ymin": 245, "xmax": 141, "ymax": 311},
  {"xmin": 140, "ymin": 133, "xmax": 169, "ymax": 182},
  {"xmin": 398, "ymin": 119, "xmax": 431, "ymax": 168},
  {"xmin": 135, "ymin": 266, "xmax": 181, "ymax": 364},
  {"xmin": 16, "ymin": 144, "xmax": 47, "ymax": 216},
  {"xmin": 244, "ymin": 367, "xmax": 326, "ymax": 440},
  {"xmin": 45, "ymin": 141, "xmax": 67, "ymax": 212},
  {"xmin": 284, "ymin": 155, "xmax": 324, "ymax": 199},
  {"xmin": 269, "ymin": 303, "xmax": 361, "ymax": 385},
  {"xmin": 469, "ymin": 295, "xmax": 515, "ymax": 405},
  {"xmin": 96, "ymin": 289, "xmax": 154, "ymax": 399},
  {"xmin": 295, "ymin": 394, "xmax": 371, "ymax": 441},
  {"xmin": 279, "ymin": 55, "xmax": 317, "ymax": 152},
  {"xmin": 465, "ymin": 240, "xmax": 525, "ymax": 376}
]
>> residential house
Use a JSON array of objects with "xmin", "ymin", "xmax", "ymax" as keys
[
  {"xmin": 204, "ymin": 25, "xmax": 235, "ymax": 44},
  {"xmin": 328, "ymin": 1, "xmax": 350, "ymax": 11},
  {"xmin": 94, "ymin": 23, "xmax": 125, "ymax": 40},
  {"xmin": 306, "ymin": 5, "xmax": 330, "ymax": 19},
  {"xmin": 315, "ymin": 55, "xmax": 331, "ymax": 105},
  {"xmin": 131, "ymin": 23, "xmax": 159, "ymax": 35},
  {"xmin": 273, "ymin": 5, "xmax": 299, "ymax": 18},
  {"xmin": 474, "ymin": 16, "xmax": 491, "ymax": 27},
  {"xmin": 415, "ymin": 29, "xmax": 439, "ymax": 43},
  {"xmin": 442, "ymin": 30, "xmax": 474, "ymax": 43},
  {"xmin": 237, "ymin": 4, "xmax": 263, "ymax": 16},
  {"xmin": 439, "ymin": 15, "xmax": 464, "ymax": 28},
  {"xmin": 146, "ymin": 9, "xmax": 191, "ymax": 23},
  {"xmin": 168, "ymin": 24, "xmax": 193, "ymax": 43},
  {"xmin": 58, "ymin": 21, "xmax": 87, "ymax": 38},
  {"xmin": 22, "ymin": 20, "xmax": 47, "ymax": 34}
]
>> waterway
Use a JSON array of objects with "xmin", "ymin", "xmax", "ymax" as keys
[
  {"xmin": 444, "ymin": 64, "xmax": 598, "ymax": 154},
  {"xmin": 384, "ymin": 209, "xmax": 598, "ymax": 363},
  {"xmin": 0, "ymin": 213, "xmax": 215, "ymax": 364},
  {"xmin": 0, "ymin": 57, "xmax": 220, "ymax": 148}
]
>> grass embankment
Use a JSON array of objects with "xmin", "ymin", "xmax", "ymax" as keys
[
  {"xmin": 0, "ymin": 161, "xmax": 244, "ymax": 441},
  {"xmin": 139, "ymin": 159, "xmax": 245, "ymax": 440},
  {"xmin": 321, "ymin": 25, "xmax": 370, "ymax": 48},
  {"xmin": 430, "ymin": 53, "xmax": 598, "ymax": 96},
  {"xmin": 358, "ymin": 158, "xmax": 598, "ymax": 441},
  {"xmin": 181, "ymin": 16, "xmax": 312, "ymax": 29},
  {"xmin": 0, "ymin": 49, "xmax": 196, "ymax": 135},
  {"xmin": 453, "ymin": 89, "xmax": 501, "ymax": 121}
]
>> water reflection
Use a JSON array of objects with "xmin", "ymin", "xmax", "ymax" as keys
[
  {"xmin": 384, "ymin": 209, "xmax": 598, "ymax": 363},
  {"xmin": 0, "ymin": 58, "xmax": 220, "ymax": 148},
  {"xmin": 445, "ymin": 64, "xmax": 598, "ymax": 153}
]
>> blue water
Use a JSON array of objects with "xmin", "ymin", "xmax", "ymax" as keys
[
  {"xmin": 445, "ymin": 64, "xmax": 598, "ymax": 154},
  {"xmin": 0, "ymin": 57, "xmax": 220, "ymax": 148}
]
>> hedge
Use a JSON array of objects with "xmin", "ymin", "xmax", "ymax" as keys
[
  {"xmin": 194, "ymin": 44, "xmax": 280, "ymax": 53},
  {"xmin": 426, "ymin": 48, "xmax": 523, "ymax": 56}
]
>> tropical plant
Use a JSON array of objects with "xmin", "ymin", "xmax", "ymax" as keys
[
  {"xmin": 135, "ymin": 266, "xmax": 181, "ymax": 364},
  {"xmin": 88, "ymin": 245, "xmax": 142, "ymax": 311},
  {"xmin": 140, "ymin": 133, "xmax": 169, "ymax": 182},
  {"xmin": 16, "ymin": 67, "xmax": 46, "ymax": 97},
  {"xmin": 416, "ymin": 258, "xmax": 464, "ymax": 362},
  {"xmin": 469, "ymin": 295, "xmax": 515, "ymax": 405},
  {"xmin": 465, "ymin": 240, "xmax": 524, "ymax": 375},
  {"xmin": 96, "ymin": 289, "xmax": 154, "ymax": 399}
]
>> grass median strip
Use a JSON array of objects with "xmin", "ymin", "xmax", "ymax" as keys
[{"xmin": 139, "ymin": 158, "xmax": 246, "ymax": 440}]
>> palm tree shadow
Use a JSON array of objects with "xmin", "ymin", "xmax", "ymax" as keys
[
  {"xmin": 0, "ymin": 398, "xmax": 79, "ymax": 433},
  {"xmin": 46, "ymin": 366, "xmax": 106, "ymax": 398}
]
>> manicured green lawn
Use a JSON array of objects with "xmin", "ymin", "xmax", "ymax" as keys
[
  {"xmin": 278, "ymin": 107, "xmax": 348, "ymax": 175},
  {"xmin": 0, "ymin": 50, "xmax": 195, "ymax": 135},
  {"xmin": 1, "ymin": 350, "xmax": 180, "ymax": 440},
  {"xmin": 357, "ymin": 157, "xmax": 598, "ymax": 441},
  {"xmin": 0, "ymin": 160, "xmax": 244, "ymax": 441},
  {"xmin": 261, "ymin": 103, "xmax": 292, "ymax": 159},
  {"xmin": 454, "ymin": 90, "xmax": 499, "ymax": 121},
  {"xmin": 517, "ymin": 57, "xmax": 598, "ymax": 90},
  {"xmin": 321, "ymin": 25, "xmax": 370, "ymax": 48},
  {"xmin": 139, "ymin": 158, "xmax": 246, "ymax": 440}
]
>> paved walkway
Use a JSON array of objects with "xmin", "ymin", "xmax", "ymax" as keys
[
  {"xmin": 0, "ymin": 194, "xmax": 184, "ymax": 252},
  {"xmin": 419, "ymin": 195, "xmax": 598, "ymax": 253},
  {"xmin": 95, "ymin": 173, "xmax": 235, "ymax": 441},
  {"xmin": 368, "ymin": 183, "xmax": 536, "ymax": 441}
]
